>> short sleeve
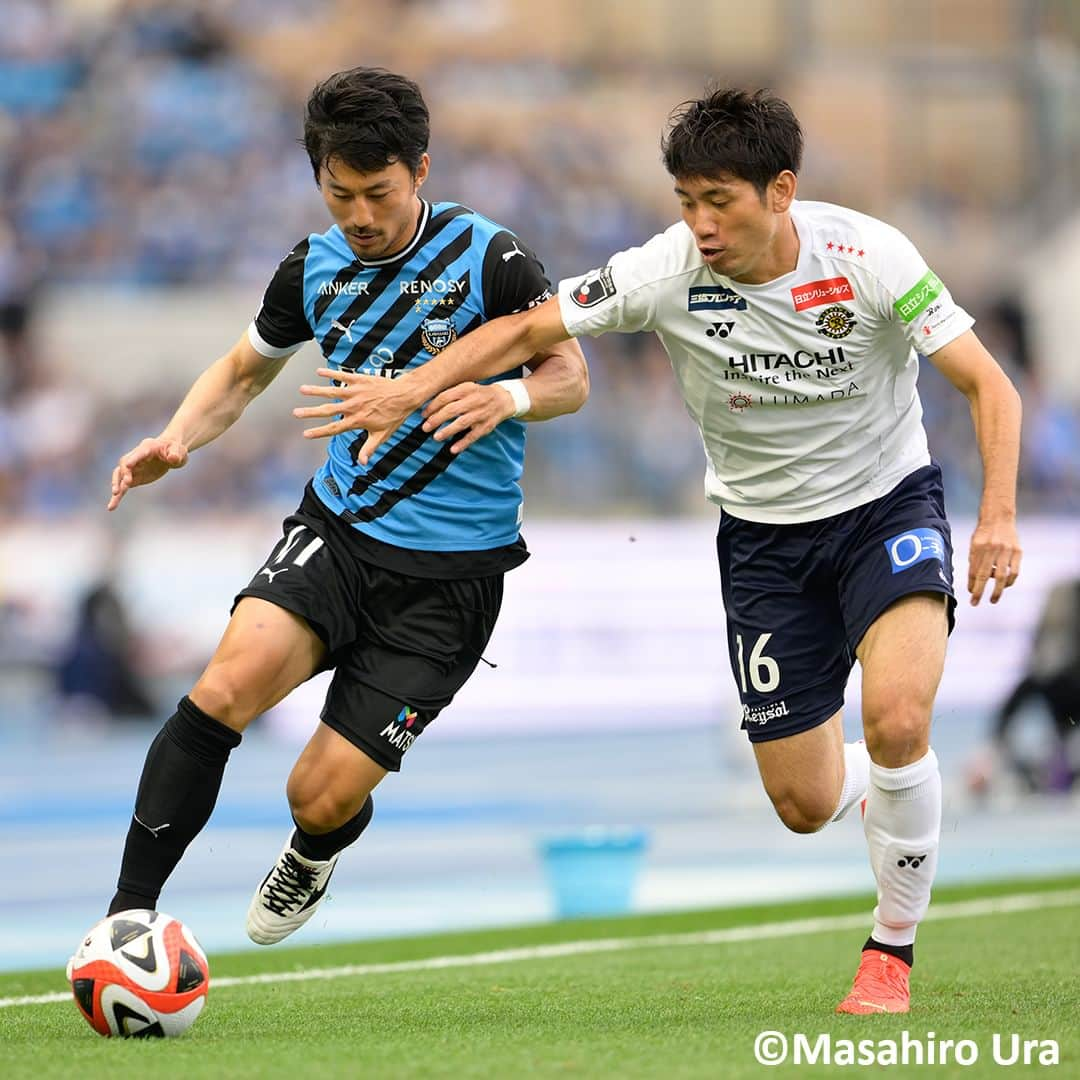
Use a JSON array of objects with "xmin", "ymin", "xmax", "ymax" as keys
[
  {"xmin": 249, "ymin": 239, "xmax": 314, "ymax": 358},
  {"xmin": 556, "ymin": 232, "xmax": 671, "ymax": 338},
  {"xmin": 871, "ymin": 226, "xmax": 974, "ymax": 354},
  {"xmin": 481, "ymin": 231, "xmax": 553, "ymax": 318}
]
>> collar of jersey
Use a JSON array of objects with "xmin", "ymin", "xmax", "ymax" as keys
[{"xmin": 343, "ymin": 199, "xmax": 432, "ymax": 268}]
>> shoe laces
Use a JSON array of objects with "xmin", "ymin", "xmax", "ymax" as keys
[{"xmin": 262, "ymin": 852, "xmax": 319, "ymax": 916}]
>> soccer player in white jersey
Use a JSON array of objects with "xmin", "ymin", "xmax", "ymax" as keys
[{"xmin": 296, "ymin": 88, "xmax": 1023, "ymax": 1014}]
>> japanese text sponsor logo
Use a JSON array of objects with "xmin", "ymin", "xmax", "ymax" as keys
[
  {"xmin": 894, "ymin": 269, "xmax": 944, "ymax": 323},
  {"xmin": 884, "ymin": 527, "xmax": 947, "ymax": 575},
  {"xmin": 420, "ymin": 316, "xmax": 457, "ymax": 355},
  {"xmin": 791, "ymin": 276, "xmax": 854, "ymax": 311},
  {"xmin": 742, "ymin": 700, "xmax": 789, "ymax": 726},
  {"xmin": 379, "ymin": 705, "xmax": 419, "ymax": 753},
  {"xmin": 318, "ymin": 280, "xmax": 369, "ymax": 296},
  {"xmin": 814, "ymin": 304, "xmax": 857, "ymax": 340},
  {"xmin": 523, "ymin": 288, "xmax": 553, "ymax": 311},
  {"xmin": 687, "ymin": 286, "xmax": 747, "ymax": 312},
  {"xmin": 399, "ymin": 278, "xmax": 466, "ymax": 297},
  {"xmin": 570, "ymin": 267, "xmax": 616, "ymax": 307}
]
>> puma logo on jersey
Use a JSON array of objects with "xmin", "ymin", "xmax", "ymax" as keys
[
  {"xmin": 502, "ymin": 241, "xmax": 526, "ymax": 263},
  {"xmin": 259, "ymin": 566, "xmax": 290, "ymax": 584},
  {"xmin": 331, "ymin": 318, "xmax": 354, "ymax": 342}
]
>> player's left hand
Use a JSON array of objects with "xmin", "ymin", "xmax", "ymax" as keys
[
  {"xmin": 295, "ymin": 368, "xmax": 419, "ymax": 464},
  {"xmin": 967, "ymin": 517, "xmax": 1022, "ymax": 606},
  {"xmin": 421, "ymin": 382, "xmax": 518, "ymax": 454}
]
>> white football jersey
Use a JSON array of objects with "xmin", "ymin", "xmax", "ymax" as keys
[{"xmin": 556, "ymin": 200, "xmax": 973, "ymax": 523}]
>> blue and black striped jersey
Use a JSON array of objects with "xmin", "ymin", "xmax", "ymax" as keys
[{"xmin": 249, "ymin": 200, "xmax": 552, "ymax": 577}]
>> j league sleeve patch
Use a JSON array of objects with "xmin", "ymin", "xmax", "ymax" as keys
[{"xmin": 570, "ymin": 267, "xmax": 617, "ymax": 308}]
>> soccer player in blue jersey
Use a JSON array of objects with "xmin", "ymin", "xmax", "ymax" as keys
[
  {"xmin": 102, "ymin": 68, "xmax": 588, "ymax": 945},
  {"xmin": 313, "ymin": 88, "xmax": 1024, "ymax": 1014}
]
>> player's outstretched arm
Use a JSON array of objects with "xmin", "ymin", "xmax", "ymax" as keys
[
  {"xmin": 420, "ymin": 338, "xmax": 589, "ymax": 454},
  {"xmin": 107, "ymin": 333, "xmax": 289, "ymax": 510},
  {"xmin": 927, "ymin": 329, "xmax": 1023, "ymax": 606},
  {"xmin": 295, "ymin": 296, "xmax": 573, "ymax": 464}
]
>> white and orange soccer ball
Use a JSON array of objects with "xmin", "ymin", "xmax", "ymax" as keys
[{"xmin": 68, "ymin": 910, "xmax": 209, "ymax": 1037}]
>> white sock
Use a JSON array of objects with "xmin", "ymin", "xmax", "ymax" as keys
[
  {"xmin": 863, "ymin": 747, "xmax": 941, "ymax": 948},
  {"xmin": 831, "ymin": 741, "xmax": 871, "ymax": 822}
]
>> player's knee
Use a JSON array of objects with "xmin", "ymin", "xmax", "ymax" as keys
[
  {"xmin": 289, "ymin": 787, "xmax": 360, "ymax": 834},
  {"xmin": 769, "ymin": 790, "xmax": 833, "ymax": 834},
  {"xmin": 286, "ymin": 768, "xmax": 364, "ymax": 834},
  {"xmin": 863, "ymin": 700, "xmax": 930, "ymax": 762},
  {"xmin": 189, "ymin": 665, "xmax": 257, "ymax": 732}
]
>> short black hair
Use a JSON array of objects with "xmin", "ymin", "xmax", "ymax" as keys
[
  {"xmin": 661, "ymin": 87, "xmax": 803, "ymax": 196},
  {"xmin": 303, "ymin": 67, "xmax": 430, "ymax": 181}
]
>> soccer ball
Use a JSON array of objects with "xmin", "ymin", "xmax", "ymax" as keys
[{"xmin": 68, "ymin": 910, "xmax": 209, "ymax": 1037}]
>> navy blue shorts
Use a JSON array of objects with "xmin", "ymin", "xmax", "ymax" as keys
[{"xmin": 716, "ymin": 463, "xmax": 957, "ymax": 743}]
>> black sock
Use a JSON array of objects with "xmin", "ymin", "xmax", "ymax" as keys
[
  {"xmin": 290, "ymin": 796, "xmax": 374, "ymax": 862},
  {"xmin": 108, "ymin": 696, "xmax": 241, "ymax": 915},
  {"xmin": 864, "ymin": 935, "xmax": 914, "ymax": 968}
]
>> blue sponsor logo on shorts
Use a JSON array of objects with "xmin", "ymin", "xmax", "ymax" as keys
[
  {"xmin": 884, "ymin": 528, "xmax": 946, "ymax": 575},
  {"xmin": 687, "ymin": 286, "xmax": 747, "ymax": 312}
]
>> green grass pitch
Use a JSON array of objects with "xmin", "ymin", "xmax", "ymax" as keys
[{"xmin": 1, "ymin": 875, "xmax": 1077, "ymax": 1078}]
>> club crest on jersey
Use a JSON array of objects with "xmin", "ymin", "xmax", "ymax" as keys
[
  {"xmin": 570, "ymin": 267, "xmax": 616, "ymax": 308},
  {"xmin": 814, "ymin": 304, "xmax": 857, "ymax": 340},
  {"xmin": 420, "ymin": 317, "xmax": 457, "ymax": 355},
  {"xmin": 687, "ymin": 286, "xmax": 747, "ymax": 312}
]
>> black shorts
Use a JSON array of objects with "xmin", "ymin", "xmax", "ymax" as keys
[
  {"xmin": 716, "ymin": 463, "xmax": 957, "ymax": 743},
  {"xmin": 235, "ymin": 488, "xmax": 503, "ymax": 771}
]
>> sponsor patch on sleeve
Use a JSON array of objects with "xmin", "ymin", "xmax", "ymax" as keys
[
  {"xmin": 570, "ymin": 267, "xmax": 617, "ymax": 308},
  {"xmin": 894, "ymin": 270, "xmax": 944, "ymax": 323},
  {"xmin": 791, "ymin": 276, "xmax": 854, "ymax": 311}
]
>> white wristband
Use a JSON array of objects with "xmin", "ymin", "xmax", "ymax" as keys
[{"xmin": 500, "ymin": 378, "xmax": 532, "ymax": 418}]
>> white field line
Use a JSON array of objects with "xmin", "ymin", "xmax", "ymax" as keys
[{"xmin": 4, "ymin": 887, "xmax": 1077, "ymax": 1010}]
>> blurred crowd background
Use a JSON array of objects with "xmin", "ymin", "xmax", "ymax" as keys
[
  {"xmin": 1, "ymin": 0, "xmax": 1079, "ymax": 520},
  {"xmin": 0, "ymin": 0, "xmax": 1078, "ymax": 792}
]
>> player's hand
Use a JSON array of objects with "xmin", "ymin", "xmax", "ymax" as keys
[
  {"xmin": 967, "ymin": 517, "xmax": 1022, "ymax": 606},
  {"xmin": 295, "ymin": 368, "xmax": 420, "ymax": 464},
  {"xmin": 107, "ymin": 437, "xmax": 188, "ymax": 511},
  {"xmin": 421, "ymin": 382, "xmax": 517, "ymax": 454}
]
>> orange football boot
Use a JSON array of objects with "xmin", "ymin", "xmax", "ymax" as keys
[{"xmin": 835, "ymin": 949, "xmax": 911, "ymax": 1014}]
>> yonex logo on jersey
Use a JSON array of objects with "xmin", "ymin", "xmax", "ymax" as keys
[
  {"xmin": 687, "ymin": 286, "xmax": 747, "ymax": 312},
  {"xmin": 706, "ymin": 322, "xmax": 735, "ymax": 338},
  {"xmin": 894, "ymin": 270, "xmax": 943, "ymax": 322},
  {"xmin": 791, "ymin": 276, "xmax": 854, "ymax": 311},
  {"xmin": 570, "ymin": 267, "xmax": 616, "ymax": 308},
  {"xmin": 884, "ymin": 528, "xmax": 947, "ymax": 575}
]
